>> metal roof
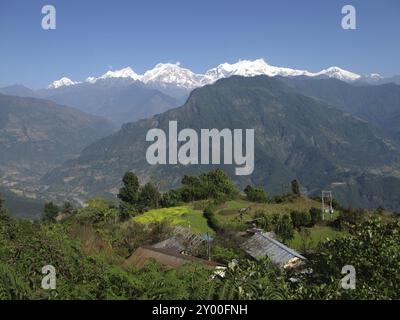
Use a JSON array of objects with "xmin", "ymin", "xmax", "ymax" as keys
[
  {"xmin": 152, "ymin": 226, "xmax": 206, "ymax": 253},
  {"xmin": 152, "ymin": 236, "xmax": 186, "ymax": 252},
  {"xmin": 241, "ymin": 232, "xmax": 306, "ymax": 267}
]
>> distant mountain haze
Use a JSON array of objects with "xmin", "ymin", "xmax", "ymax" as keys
[
  {"xmin": 38, "ymin": 80, "xmax": 180, "ymax": 126},
  {"xmin": 0, "ymin": 93, "xmax": 115, "ymax": 202}
]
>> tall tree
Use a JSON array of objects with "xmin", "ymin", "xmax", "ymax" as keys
[
  {"xmin": 43, "ymin": 202, "xmax": 60, "ymax": 223},
  {"xmin": 0, "ymin": 194, "xmax": 7, "ymax": 216},
  {"xmin": 138, "ymin": 183, "xmax": 161, "ymax": 210},
  {"xmin": 118, "ymin": 172, "xmax": 140, "ymax": 205},
  {"xmin": 291, "ymin": 179, "xmax": 300, "ymax": 197}
]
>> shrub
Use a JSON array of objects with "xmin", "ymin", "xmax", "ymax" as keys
[
  {"xmin": 274, "ymin": 214, "xmax": 294, "ymax": 241},
  {"xmin": 309, "ymin": 207, "xmax": 323, "ymax": 225},
  {"xmin": 244, "ymin": 185, "xmax": 268, "ymax": 203},
  {"xmin": 290, "ymin": 210, "xmax": 311, "ymax": 229},
  {"xmin": 203, "ymin": 206, "xmax": 221, "ymax": 232}
]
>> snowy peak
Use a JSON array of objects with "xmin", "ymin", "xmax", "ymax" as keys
[
  {"xmin": 98, "ymin": 67, "xmax": 141, "ymax": 81},
  {"xmin": 48, "ymin": 77, "xmax": 78, "ymax": 89},
  {"xmin": 315, "ymin": 66, "xmax": 361, "ymax": 82},
  {"xmin": 47, "ymin": 59, "xmax": 375, "ymax": 90},
  {"xmin": 203, "ymin": 58, "xmax": 314, "ymax": 83},
  {"xmin": 363, "ymin": 73, "xmax": 384, "ymax": 82},
  {"xmin": 141, "ymin": 62, "xmax": 203, "ymax": 89}
]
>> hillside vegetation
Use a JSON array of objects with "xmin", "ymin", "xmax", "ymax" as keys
[{"xmin": 1, "ymin": 169, "xmax": 399, "ymax": 300}]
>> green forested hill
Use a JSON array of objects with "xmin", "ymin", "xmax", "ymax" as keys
[
  {"xmin": 42, "ymin": 76, "xmax": 400, "ymax": 210},
  {"xmin": 281, "ymin": 77, "xmax": 400, "ymax": 142}
]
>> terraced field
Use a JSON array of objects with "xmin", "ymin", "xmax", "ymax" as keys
[{"xmin": 132, "ymin": 205, "xmax": 213, "ymax": 234}]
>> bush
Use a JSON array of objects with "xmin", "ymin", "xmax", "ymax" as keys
[
  {"xmin": 290, "ymin": 210, "xmax": 311, "ymax": 229},
  {"xmin": 179, "ymin": 169, "xmax": 238, "ymax": 202},
  {"xmin": 203, "ymin": 206, "xmax": 221, "ymax": 232},
  {"xmin": 160, "ymin": 190, "xmax": 182, "ymax": 208},
  {"xmin": 253, "ymin": 210, "xmax": 272, "ymax": 230},
  {"xmin": 274, "ymin": 214, "xmax": 294, "ymax": 241},
  {"xmin": 137, "ymin": 183, "xmax": 161, "ymax": 211},
  {"xmin": 43, "ymin": 202, "xmax": 60, "ymax": 223},
  {"xmin": 291, "ymin": 179, "xmax": 300, "ymax": 196},
  {"xmin": 244, "ymin": 185, "xmax": 268, "ymax": 203},
  {"xmin": 309, "ymin": 207, "xmax": 323, "ymax": 225},
  {"xmin": 336, "ymin": 208, "xmax": 365, "ymax": 230}
]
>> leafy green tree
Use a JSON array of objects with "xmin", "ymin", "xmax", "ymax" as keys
[
  {"xmin": 290, "ymin": 210, "xmax": 311, "ymax": 229},
  {"xmin": 210, "ymin": 259, "xmax": 293, "ymax": 300},
  {"xmin": 119, "ymin": 202, "xmax": 137, "ymax": 221},
  {"xmin": 291, "ymin": 179, "xmax": 300, "ymax": 197},
  {"xmin": 274, "ymin": 214, "xmax": 294, "ymax": 241},
  {"xmin": 0, "ymin": 195, "xmax": 7, "ymax": 217},
  {"xmin": 43, "ymin": 202, "xmax": 60, "ymax": 223},
  {"xmin": 203, "ymin": 205, "xmax": 221, "ymax": 232},
  {"xmin": 118, "ymin": 172, "xmax": 141, "ymax": 219},
  {"xmin": 118, "ymin": 172, "xmax": 140, "ymax": 205},
  {"xmin": 78, "ymin": 198, "xmax": 119, "ymax": 223},
  {"xmin": 300, "ymin": 217, "xmax": 400, "ymax": 299},
  {"xmin": 0, "ymin": 262, "xmax": 31, "ymax": 299},
  {"xmin": 61, "ymin": 202, "xmax": 76, "ymax": 216},
  {"xmin": 309, "ymin": 207, "xmax": 323, "ymax": 225},
  {"xmin": 138, "ymin": 183, "xmax": 161, "ymax": 211},
  {"xmin": 179, "ymin": 169, "xmax": 238, "ymax": 202},
  {"xmin": 253, "ymin": 210, "xmax": 272, "ymax": 230},
  {"xmin": 244, "ymin": 185, "xmax": 268, "ymax": 203},
  {"xmin": 336, "ymin": 208, "xmax": 365, "ymax": 230},
  {"xmin": 160, "ymin": 190, "xmax": 182, "ymax": 208}
]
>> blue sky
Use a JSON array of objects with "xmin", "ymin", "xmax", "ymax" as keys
[{"xmin": 0, "ymin": 0, "xmax": 399, "ymax": 88}]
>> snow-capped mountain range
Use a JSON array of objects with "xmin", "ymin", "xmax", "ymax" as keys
[{"xmin": 48, "ymin": 58, "xmax": 379, "ymax": 90}]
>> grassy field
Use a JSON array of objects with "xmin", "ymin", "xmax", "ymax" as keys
[
  {"xmin": 133, "ymin": 206, "xmax": 213, "ymax": 234},
  {"xmin": 213, "ymin": 197, "xmax": 323, "ymax": 227},
  {"xmin": 132, "ymin": 197, "xmax": 345, "ymax": 252},
  {"xmin": 287, "ymin": 226, "xmax": 344, "ymax": 251}
]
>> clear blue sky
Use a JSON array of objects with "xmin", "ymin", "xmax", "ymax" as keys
[{"xmin": 0, "ymin": 0, "xmax": 399, "ymax": 88}]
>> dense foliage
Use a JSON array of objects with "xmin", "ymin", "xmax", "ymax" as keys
[
  {"xmin": 179, "ymin": 169, "xmax": 239, "ymax": 202},
  {"xmin": 244, "ymin": 185, "xmax": 268, "ymax": 203},
  {"xmin": 1, "ymin": 170, "xmax": 399, "ymax": 300}
]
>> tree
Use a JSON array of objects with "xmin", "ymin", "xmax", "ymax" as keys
[
  {"xmin": 244, "ymin": 185, "xmax": 268, "ymax": 203},
  {"xmin": 291, "ymin": 179, "xmax": 300, "ymax": 197},
  {"xmin": 118, "ymin": 172, "xmax": 140, "ymax": 205},
  {"xmin": 302, "ymin": 217, "xmax": 400, "ymax": 299},
  {"xmin": 309, "ymin": 207, "xmax": 323, "ymax": 225},
  {"xmin": 118, "ymin": 172, "xmax": 141, "ymax": 220},
  {"xmin": 160, "ymin": 190, "xmax": 182, "ymax": 208},
  {"xmin": 43, "ymin": 202, "xmax": 60, "ymax": 223},
  {"xmin": 79, "ymin": 198, "xmax": 119, "ymax": 223},
  {"xmin": 0, "ymin": 195, "xmax": 7, "ymax": 217},
  {"xmin": 61, "ymin": 202, "xmax": 76, "ymax": 216},
  {"xmin": 275, "ymin": 214, "xmax": 294, "ymax": 241},
  {"xmin": 253, "ymin": 210, "xmax": 272, "ymax": 230},
  {"xmin": 336, "ymin": 208, "xmax": 365, "ymax": 230},
  {"xmin": 179, "ymin": 169, "xmax": 238, "ymax": 202},
  {"xmin": 138, "ymin": 183, "xmax": 161, "ymax": 211},
  {"xmin": 290, "ymin": 210, "xmax": 311, "ymax": 229},
  {"xmin": 203, "ymin": 205, "xmax": 221, "ymax": 232}
]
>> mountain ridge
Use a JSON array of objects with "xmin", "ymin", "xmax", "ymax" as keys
[{"xmin": 41, "ymin": 75, "xmax": 400, "ymax": 211}]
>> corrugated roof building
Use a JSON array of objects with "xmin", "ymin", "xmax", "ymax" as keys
[{"xmin": 241, "ymin": 232, "xmax": 306, "ymax": 269}]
